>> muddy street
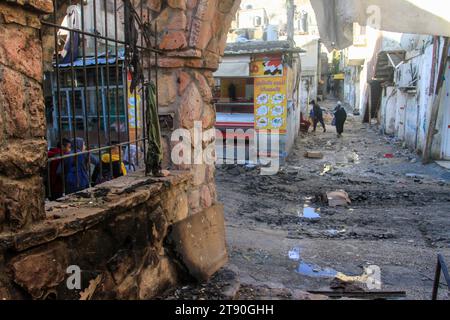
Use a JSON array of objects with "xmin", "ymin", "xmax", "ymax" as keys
[{"xmin": 215, "ymin": 99, "xmax": 450, "ymax": 300}]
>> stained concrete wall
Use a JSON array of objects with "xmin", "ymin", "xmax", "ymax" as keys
[
  {"xmin": 380, "ymin": 86, "xmax": 397, "ymax": 135},
  {"xmin": 431, "ymin": 60, "xmax": 450, "ymax": 160},
  {"xmin": 298, "ymin": 38, "xmax": 319, "ymax": 109},
  {"xmin": 379, "ymin": 35, "xmax": 448, "ymax": 159},
  {"xmin": 343, "ymin": 65, "xmax": 360, "ymax": 110}
]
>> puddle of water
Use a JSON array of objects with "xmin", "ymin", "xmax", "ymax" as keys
[
  {"xmin": 296, "ymin": 262, "xmax": 338, "ymax": 278},
  {"xmin": 288, "ymin": 248, "xmax": 377, "ymax": 287},
  {"xmin": 288, "ymin": 247, "xmax": 338, "ymax": 278},
  {"xmin": 299, "ymin": 207, "xmax": 320, "ymax": 219}
]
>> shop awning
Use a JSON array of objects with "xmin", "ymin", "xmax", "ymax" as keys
[
  {"xmin": 214, "ymin": 56, "xmax": 251, "ymax": 78},
  {"xmin": 310, "ymin": 0, "xmax": 450, "ymax": 50}
]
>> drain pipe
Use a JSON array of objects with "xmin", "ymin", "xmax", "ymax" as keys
[{"xmin": 286, "ymin": 0, "xmax": 295, "ymax": 45}]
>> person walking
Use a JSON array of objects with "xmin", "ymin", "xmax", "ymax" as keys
[
  {"xmin": 309, "ymin": 100, "xmax": 326, "ymax": 133},
  {"xmin": 334, "ymin": 101, "xmax": 347, "ymax": 138}
]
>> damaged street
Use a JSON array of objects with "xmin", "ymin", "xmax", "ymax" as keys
[
  {"xmin": 2, "ymin": 0, "xmax": 450, "ymax": 306},
  {"xmin": 215, "ymin": 100, "xmax": 450, "ymax": 300}
]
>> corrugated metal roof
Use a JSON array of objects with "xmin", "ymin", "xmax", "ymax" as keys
[{"xmin": 224, "ymin": 40, "xmax": 305, "ymax": 56}]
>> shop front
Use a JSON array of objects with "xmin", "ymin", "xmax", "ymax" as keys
[{"xmin": 213, "ymin": 41, "xmax": 303, "ymax": 165}]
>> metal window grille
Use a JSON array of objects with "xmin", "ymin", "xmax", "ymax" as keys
[{"xmin": 42, "ymin": 0, "xmax": 159, "ymax": 200}]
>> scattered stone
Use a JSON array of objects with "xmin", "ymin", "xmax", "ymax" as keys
[
  {"xmin": 347, "ymin": 152, "xmax": 360, "ymax": 163},
  {"xmin": 320, "ymin": 164, "xmax": 333, "ymax": 176},
  {"xmin": 330, "ymin": 277, "xmax": 366, "ymax": 292},
  {"xmin": 406, "ymin": 173, "xmax": 426, "ymax": 180},
  {"xmin": 160, "ymin": 169, "xmax": 171, "ymax": 177},
  {"xmin": 327, "ymin": 190, "xmax": 351, "ymax": 207},
  {"xmin": 79, "ymin": 275, "xmax": 102, "ymax": 300}
]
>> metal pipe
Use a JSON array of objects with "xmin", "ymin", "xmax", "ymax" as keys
[
  {"xmin": 41, "ymin": 20, "xmax": 162, "ymax": 54},
  {"xmin": 432, "ymin": 254, "xmax": 450, "ymax": 300},
  {"xmin": 52, "ymin": 0, "xmax": 66, "ymax": 197}
]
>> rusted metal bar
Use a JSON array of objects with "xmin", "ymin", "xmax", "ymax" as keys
[
  {"xmin": 51, "ymin": 0, "xmax": 65, "ymax": 197},
  {"xmin": 80, "ymin": 1, "xmax": 92, "ymax": 188},
  {"xmin": 308, "ymin": 291, "xmax": 407, "ymax": 299},
  {"xmin": 44, "ymin": 0, "xmax": 158, "ymax": 198},
  {"xmin": 104, "ymin": 0, "xmax": 113, "ymax": 178},
  {"xmin": 46, "ymin": 138, "xmax": 148, "ymax": 161},
  {"xmin": 432, "ymin": 254, "xmax": 450, "ymax": 300},
  {"xmin": 113, "ymin": 0, "xmax": 122, "ymax": 167},
  {"xmin": 40, "ymin": 20, "xmax": 162, "ymax": 54},
  {"xmin": 93, "ymin": 0, "xmax": 103, "ymax": 184}
]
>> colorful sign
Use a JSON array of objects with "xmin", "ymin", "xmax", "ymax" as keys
[
  {"xmin": 250, "ymin": 54, "xmax": 283, "ymax": 77},
  {"xmin": 127, "ymin": 71, "xmax": 142, "ymax": 130},
  {"xmin": 254, "ymin": 74, "xmax": 287, "ymax": 132}
]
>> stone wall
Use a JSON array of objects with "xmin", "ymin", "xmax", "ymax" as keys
[
  {"xmin": 0, "ymin": 0, "xmax": 52, "ymax": 232},
  {"xmin": 0, "ymin": 172, "xmax": 227, "ymax": 299},
  {"xmin": 148, "ymin": 0, "xmax": 240, "ymax": 215},
  {"xmin": 0, "ymin": 0, "xmax": 240, "ymax": 299},
  {"xmin": 0, "ymin": 0, "xmax": 241, "ymax": 228}
]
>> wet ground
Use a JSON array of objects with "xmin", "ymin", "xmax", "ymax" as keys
[{"xmin": 214, "ymin": 99, "xmax": 450, "ymax": 300}]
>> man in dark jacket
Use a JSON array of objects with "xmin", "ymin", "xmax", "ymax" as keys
[
  {"xmin": 309, "ymin": 100, "xmax": 326, "ymax": 133},
  {"xmin": 334, "ymin": 101, "xmax": 347, "ymax": 138}
]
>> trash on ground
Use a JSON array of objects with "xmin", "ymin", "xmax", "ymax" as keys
[
  {"xmin": 347, "ymin": 152, "xmax": 360, "ymax": 163},
  {"xmin": 405, "ymin": 173, "xmax": 426, "ymax": 179},
  {"xmin": 320, "ymin": 164, "xmax": 333, "ymax": 176},
  {"xmin": 305, "ymin": 151, "xmax": 324, "ymax": 159},
  {"xmin": 330, "ymin": 277, "xmax": 367, "ymax": 292},
  {"xmin": 327, "ymin": 190, "xmax": 351, "ymax": 207},
  {"xmin": 288, "ymin": 247, "xmax": 301, "ymax": 261}
]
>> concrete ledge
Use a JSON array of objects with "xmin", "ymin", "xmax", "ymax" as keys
[{"xmin": 0, "ymin": 171, "xmax": 192, "ymax": 252}]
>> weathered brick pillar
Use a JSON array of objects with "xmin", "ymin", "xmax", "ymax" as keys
[
  {"xmin": 0, "ymin": 0, "xmax": 52, "ymax": 231},
  {"xmin": 148, "ymin": 0, "xmax": 240, "ymax": 214}
]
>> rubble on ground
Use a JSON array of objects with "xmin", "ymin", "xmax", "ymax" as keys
[
  {"xmin": 215, "ymin": 104, "xmax": 450, "ymax": 299},
  {"xmin": 327, "ymin": 190, "xmax": 351, "ymax": 207}
]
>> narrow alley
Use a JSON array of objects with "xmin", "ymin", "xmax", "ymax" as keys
[
  {"xmin": 217, "ymin": 99, "xmax": 450, "ymax": 300},
  {"xmin": 2, "ymin": 0, "xmax": 450, "ymax": 307},
  {"xmin": 159, "ymin": 99, "xmax": 450, "ymax": 300}
]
